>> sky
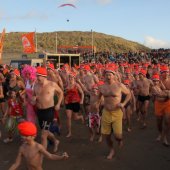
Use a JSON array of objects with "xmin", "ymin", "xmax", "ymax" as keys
[{"xmin": 0, "ymin": 0, "xmax": 170, "ymax": 49}]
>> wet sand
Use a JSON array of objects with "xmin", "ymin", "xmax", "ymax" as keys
[{"xmin": 0, "ymin": 107, "xmax": 170, "ymax": 170}]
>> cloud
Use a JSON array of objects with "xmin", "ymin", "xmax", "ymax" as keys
[
  {"xmin": 97, "ymin": 0, "xmax": 112, "ymax": 5},
  {"xmin": 66, "ymin": 0, "xmax": 78, "ymax": 3},
  {"xmin": 144, "ymin": 36, "xmax": 170, "ymax": 49},
  {"xmin": 0, "ymin": 11, "xmax": 48, "ymax": 21}
]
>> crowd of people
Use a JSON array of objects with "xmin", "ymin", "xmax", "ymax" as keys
[
  {"xmin": 0, "ymin": 52, "xmax": 170, "ymax": 169},
  {"xmin": 82, "ymin": 48, "xmax": 170, "ymax": 65}
]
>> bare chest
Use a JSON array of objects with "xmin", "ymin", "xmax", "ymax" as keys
[
  {"xmin": 162, "ymin": 80, "xmax": 170, "ymax": 90},
  {"xmin": 84, "ymin": 75, "xmax": 94, "ymax": 84},
  {"xmin": 137, "ymin": 80, "xmax": 150, "ymax": 89},
  {"xmin": 101, "ymin": 85, "xmax": 120, "ymax": 97},
  {"xmin": 23, "ymin": 147, "xmax": 40, "ymax": 161},
  {"xmin": 35, "ymin": 85, "xmax": 53, "ymax": 97}
]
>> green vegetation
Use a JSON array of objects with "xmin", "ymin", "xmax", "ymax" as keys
[{"xmin": 2, "ymin": 31, "xmax": 150, "ymax": 53}]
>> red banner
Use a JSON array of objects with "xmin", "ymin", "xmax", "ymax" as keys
[
  {"xmin": 21, "ymin": 32, "xmax": 36, "ymax": 53},
  {"xmin": 0, "ymin": 28, "xmax": 6, "ymax": 53}
]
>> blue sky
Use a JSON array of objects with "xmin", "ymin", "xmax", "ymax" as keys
[{"xmin": 0, "ymin": 0, "xmax": 170, "ymax": 49}]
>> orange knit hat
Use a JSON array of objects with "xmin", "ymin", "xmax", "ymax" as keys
[{"xmin": 18, "ymin": 121, "xmax": 37, "ymax": 136}]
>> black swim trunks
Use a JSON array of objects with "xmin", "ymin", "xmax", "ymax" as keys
[
  {"xmin": 138, "ymin": 95, "xmax": 150, "ymax": 102},
  {"xmin": 0, "ymin": 98, "xmax": 5, "ymax": 103},
  {"xmin": 37, "ymin": 107, "xmax": 54, "ymax": 130},
  {"xmin": 65, "ymin": 102, "xmax": 80, "ymax": 113}
]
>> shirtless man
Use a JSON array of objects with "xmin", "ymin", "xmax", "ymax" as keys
[
  {"xmin": 47, "ymin": 63, "xmax": 63, "ymax": 90},
  {"xmin": 131, "ymin": 72, "xmax": 140, "ymax": 120},
  {"xmin": 98, "ymin": 68, "xmax": 131, "ymax": 160},
  {"xmin": 136, "ymin": 69, "xmax": 153, "ymax": 128},
  {"xmin": 59, "ymin": 64, "xmax": 70, "ymax": 89},
  {"xmin": 32, "ymin": 67, "xmax": 63, "ymax": 152},
  {"xmin": 159, "ymin": 66, "xmax": 170, "ymax": 145},
  {"xmin": 76, "ymin": 66, "xmax": 85, "ymax": 84},
  {"xmin": 47, "ymin": 63, "xmax": 63, "ymax": 133},
  {"xmin": 81, "ymin": 65, "xmax": 99, "ymax": 117},
  {"xmin": 83, "ymin": 65, "xmax": 99, "ymax": 91},
  {"xmin": 9, "ymin": 121, "xmax": 68, "ymax": 170},
  {"xmin": 161, "ymin": 65, "xmax": 170, "ymax": 90},
  {"xmin": 151, "ymin": 74, "xmax": 170, "ymax": 146}
]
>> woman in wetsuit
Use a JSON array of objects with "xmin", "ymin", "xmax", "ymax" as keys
[{"xmin": 65, "ymin": 72, "xmax": 84, "ymax": 138}]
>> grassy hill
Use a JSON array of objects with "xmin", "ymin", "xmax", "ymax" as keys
[{"xmin": 2, "ymin": 31, "xmax": 149, "ymax": 54}]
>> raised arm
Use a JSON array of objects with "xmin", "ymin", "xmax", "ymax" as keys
[{"xmin": 39, "ymin": 144, "xmax": 68, "ymax": 160}]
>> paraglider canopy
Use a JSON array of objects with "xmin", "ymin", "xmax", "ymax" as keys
[{"xmin": 58, "ymin": 3, "xmax": 76, "ymax": 8}]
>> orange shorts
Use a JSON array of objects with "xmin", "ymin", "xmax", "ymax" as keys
[{"xmin": 154, "ymin": 100, "xmax": 170, "ymax": 116}]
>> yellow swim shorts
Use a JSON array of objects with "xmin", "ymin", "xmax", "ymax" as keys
[{"xmin": 101, "ymin": 108, "xmax": 123, "ymax": 135}]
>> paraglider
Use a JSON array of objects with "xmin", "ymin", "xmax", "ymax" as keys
[
  {"xmin": 58, "ymin": 3, "xmax": 76, "ymax": 23},
  {"xmin": 58, "ymin": 3, "xmax": 76, "ymax": 8}
]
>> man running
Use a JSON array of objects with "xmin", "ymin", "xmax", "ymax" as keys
[
  {"xmin": 32, "ymin": 67, "xmax": 63, "ymax": 152},
  {"xmin": 98, "ymin": 67, "xmax": 131, "ymax": 160}
]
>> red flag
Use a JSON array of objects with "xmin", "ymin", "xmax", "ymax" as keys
[
  {"xmin": 21, "ymin": 32, "xmax": 36, "ymax": 53},
  {"xmin": 0, "ymin": 28, "xmax": 6, "ymax": 53}
]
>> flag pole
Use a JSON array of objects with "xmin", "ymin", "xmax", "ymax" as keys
[
  {"xmin": 35, "ymin": 28, "xmax": 37, "ymax": 52},
  {"xmin": 56, "ymin": 32, "xmax": 58, "ymax": 53},
  {"xmin": 0, "ymin": 28, "xmax": 6, "ymax": 64},
  {"xmin": 91, "ymin": 29, "xmax": 93, "ymax": 59},
  {"xmin": 91, "ymin": 29, "xmax": 95, "ymax": 60}
]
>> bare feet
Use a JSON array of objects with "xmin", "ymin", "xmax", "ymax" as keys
[
  {"xmin": 3, "ymin": 137, "xmax": 13, "ymax": 144},
  {"xmin": 98, "ymin": 135, "xmax": 102, "ymax": 143},
  {"xmin": 106, "ymin": 149, "xmax": 115, "ymax": 160},
  {"xmin": 127, "ymin": 127, "xmax": 132, "ymax": 132},
  {"xmin": 136, "ymin": 117, "xmax": 141, "ymax": 121},
  {"xmin": 90, "ymin": 135, "xmax": 94, "ymax": 142},
  {"xmin": 140, "ymin": 123, "xmax": 147, "ymax": 129},
  {"xmin": 156, "ymin": 134, "xmax": 162, "ymax": 142},
  {"xmin": 53, "ymin": 140, "xmax": 60, "ymax": 153},
  {"xmin": 162, "ymin": 137, "xmax": 170, "ymax": 147},
  {"xmin": 66, "ymin": 133, "xmax": 72, "ymax": 138}
]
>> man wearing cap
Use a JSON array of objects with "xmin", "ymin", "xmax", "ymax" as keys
[
  {"xmin": 161, "ymin": 65, "xmax": 170, "ymax": 90},
  {"xmin": 59, "ymin": 64, "xmax": 70, "ymax": 89},
  {"xmin": 82, "ymin": 65, "xmax": 99, "ymax": 117},
  {"xmin": 9, "ymin": 121, "xmax": 68, "ymax": 170},
  {"xmin": 157, "ymin": 66, "xmax": 170, "ymax": 146},
  {"xmin": 151, "ymin": 73, "xmax": 170, "ymax": 146},
  {"xmin": 47, "ymin": 63, "xmax": 63, "ymax": 90},
  {"xmin": 98, "ymin": 67, "xmax": 131, "ymax": 160},
  {"xmin": 32, "ymin": 67, "xmax": 63, "ymax": 152},
  {"xmin": 47, "ymin": 63, "xmax": 63, "ymax": 132},
  {"xmin": 136, "ymin": 69, "xmax": 153, "ymax": 128}
]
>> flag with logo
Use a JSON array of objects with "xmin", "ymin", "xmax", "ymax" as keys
[
  {"xmin": 0, "ymin": 28, "xmax": 6, "ymax": 53},
  {"xmin": 21, "ymin": 32, "xmax": 36, "ymax": 53}
]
